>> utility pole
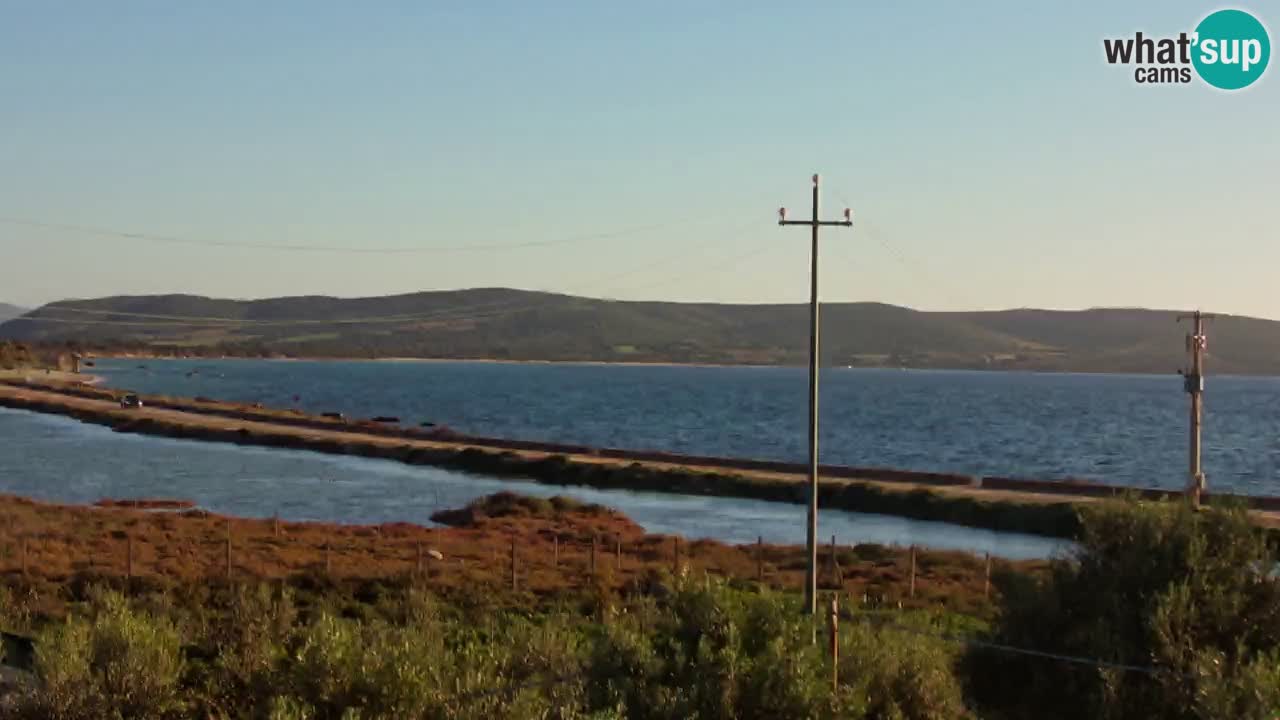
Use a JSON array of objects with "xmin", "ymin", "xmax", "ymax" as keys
[
  {"xmin": 779, "ymin": 174, "xmax": 853, "ymax": 616},
  {"xmin": 1177, "ymin": 310, "xmax": 1215, "ymax": 506}
]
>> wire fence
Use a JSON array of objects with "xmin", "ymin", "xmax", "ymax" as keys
[
  {"xmin": 0, "ymin": 508, "xmax": 1196, "ymax": 697},
  {"xmin": 0, "ymin": 507, "xmax": 1006, "ymax": 610}
]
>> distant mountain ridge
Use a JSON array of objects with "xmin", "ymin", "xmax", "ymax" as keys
[
  {"xmin": 0, "ymin": 303, "xmax": 26, "ymax": 324},
  {"xmin": 2, "ymin": 288, "xmax": 1278, "ymax": 374}
]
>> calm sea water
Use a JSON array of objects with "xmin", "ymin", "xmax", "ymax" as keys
[
  {"xmin": 0, "ymin": 407, "xmax": 1066, "ymax": 559},
  {"xmin": 94, "ymin": 359, "xmax": 1280, "ymax": 494}
]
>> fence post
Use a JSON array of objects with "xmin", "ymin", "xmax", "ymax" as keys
[
  {"xmin": 590, "ymin": 535, "xmax": 597, "ymax": 579},
  {"xmin": 553, "ymin": 535, "xmax": 559, "ymax": 567},
  {"xmin": 127, "ymin": 534, "xmax": 134, "ymax": 580},
  {"xmin": 225, "ymin": 520, "xmax": 233, "ymax": 580},
  {"xmin": 416, "ymin": 541, "xmax": 423, "ymax": 577},
  {"xmin": 828, "ymin": 534, "xmax": 842, "ymax": 587},
  {"xmin": 757, "ymin": 535, "xmax": 764, "ymax": 583},
  {"xmin": 510, "ymin": 539, "xmax": 518, "ymax": 592},
  {"xmin": 325, "ymin": 541, "xmax": 332, "ymax": 576},
  {"xmin": 273, "ymin": 511, "xmax": 281, "ymax": 538},
  {"xmin": 615, "ymin": 538, "xmax": 622, "ymax": 572},
  {"xmin": 829, "ymin": 594, "xmax": 840, "ymax": 692},
  {"xmin": 672, "ymin": 536, "xmax": 680, "ymax": 576},
  {"xmin": 984, "ymin": 552, "xmax": 992, "ymax": 599},
  {"xmin": 909, "ymin": 546, "xmax": 917, "ymax": 599}
]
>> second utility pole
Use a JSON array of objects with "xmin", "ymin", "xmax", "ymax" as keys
[
  {"xmin": 779, "ymin": 174, "xmax": 852, "ymax": 616},
  {"xmin": 1178, "ymin": 310, "xmax": 1215, "ymax": 506}
]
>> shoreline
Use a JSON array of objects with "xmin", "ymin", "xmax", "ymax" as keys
[
  {"xmin": 84, "ymin": 353, "xmax": 1278, "ymax": 377},
  {"xmin": 1, "ymin": 377, "xmax": 1276, "ymax": 540}
]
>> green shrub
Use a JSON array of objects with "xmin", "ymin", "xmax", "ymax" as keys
[
  {"xmin": 970, "ymin": 499, "xmax": 1280, "ymax": 720},
  {"xmin": 20, "ymin": 591, "xmax": 183, "ymax": 720},
  {"xmin": 284, "ymin": 612, "xmax": 444, "ymax": 719},
  {"xmin": 186, "ymin": 582, "xmax": 296, "ymax": 717},
  {"xmin": 839, "ymin": 619, "xmax": 967, "ymax": 720},
  {"xmin": 587, "ymin": 582, "xmax": 877, "ymax": 719}
]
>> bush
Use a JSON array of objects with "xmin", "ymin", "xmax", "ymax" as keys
[
  {"xmin": 186, "ymin": 582, "xmax": 296, "ymax": 717},
  {"xmin": 969, "ymin": 499, "xmax": 1280, "ymax": 720},
  {"xmin": 584, "ymin": 581, "xmax": 966, "ymax": 720},
  {"xmin": 20, "ymin": 591, "xmax": 183, "ymax": 720},
  {"xmin": 283, "ymin": 612, "xmax": 444, "ymax": 719},
  {"xmin": 839, "ymin": 620, "xmax": 967, "ymax": 720}
]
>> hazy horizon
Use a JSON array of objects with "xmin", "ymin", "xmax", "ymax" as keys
[{"xmin": 2, "ymin": 2, "xmax": 1277, "ymax": 317}]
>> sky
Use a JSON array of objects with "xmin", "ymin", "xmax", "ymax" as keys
[{"xmin": 1, "ymin": 1, "xmax": 1277, "ymax": 317}]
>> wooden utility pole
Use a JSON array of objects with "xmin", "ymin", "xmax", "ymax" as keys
[
  {"xmin": 1178, "ymin": 310, "xmax": 1215, "ymax": 506},
  {"xmin": 779, "ymin": 174, "xmax": 854, "ymax": 616}
]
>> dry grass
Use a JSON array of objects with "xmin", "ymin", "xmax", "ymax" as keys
[{"xmin": 0, "ymin": 492, "xmax": 1043, "ymax": 622}]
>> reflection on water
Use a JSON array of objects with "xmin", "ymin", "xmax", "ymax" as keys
[{"xmin": 0, "ymin": 407, "xmax": 1069, "ymax": 559}]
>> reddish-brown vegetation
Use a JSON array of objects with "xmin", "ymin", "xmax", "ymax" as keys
[{"xmin": 0, "ymin": 492, "xmax": 1037, "ymax": 620}]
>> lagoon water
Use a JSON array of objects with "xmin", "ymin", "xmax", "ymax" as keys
[
  {"xmin": 0, "ymin": 407, "xmax": 1066, "ymax": 559},
  {"xmin": 5, "ymin": 358, "xmax": 1277, "ymax": 560},
  {"xmin": 95, "ymin": 358, "xmax": 1280, "ymax": 494}
]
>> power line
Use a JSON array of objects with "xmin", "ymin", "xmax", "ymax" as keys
[
  {"xmin": 0, "ymin": 214, "xmax": 708, "ymax": 255},
  {"xmin": 9, "ymin": 222, "xmax": 772, "ymax": 329},
  {"xmin": 854, "ymin": 613, "xmax": 1184, "ymax": 678},
  {"xmin": 827, "ymin": 189, "xmax": 981, "ymax": 312},
  {"xmin": 601, "ymin": 230, "xmax": 778, "ymax": 297}
]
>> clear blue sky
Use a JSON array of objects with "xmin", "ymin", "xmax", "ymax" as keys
[{"xmin": 1, "ymin": 1, "xmax": 1276, "ymax": 316}]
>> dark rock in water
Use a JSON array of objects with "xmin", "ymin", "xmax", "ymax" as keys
[
  {"xmin": 94, "ymin": 498, "xmax": 195, "ymax": 511},
  {"xmin": 419, "ymin": 421, "xmax": 436, "ymax": 427},
  {"xmin": 372, "ymin": 416, "xmax": 400, "ymax": 423},
  {"xmin": 321, "ymin": 412, "xmax": 345, "ymax": 421}
]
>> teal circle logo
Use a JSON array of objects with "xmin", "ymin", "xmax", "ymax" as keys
[{"xmin": 1192, "ymin": 9, "xmax": 1270, "ymax": 90}]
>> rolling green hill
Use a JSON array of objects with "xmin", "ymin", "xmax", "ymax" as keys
[{"xmin": 1, "ymin": 289, "xmax": 1276, "ymax": 374}]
